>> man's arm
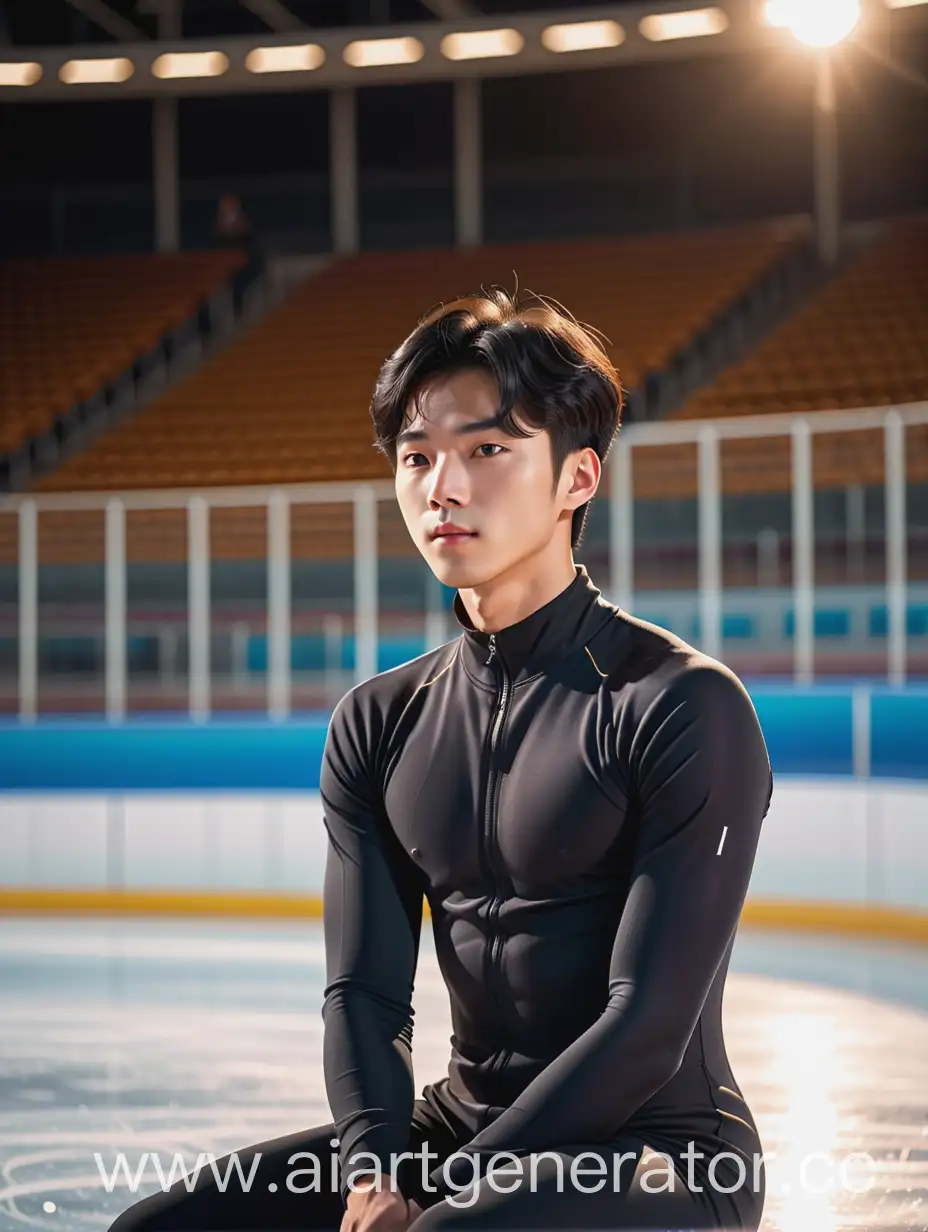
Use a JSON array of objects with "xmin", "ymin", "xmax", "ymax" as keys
[
  {"xmin": 424, "ymin": 662, "xmax": 773, "ymax": 1201},
  {"xmin": 320, "ymin": 688, "xmax": 427, "ymax": 1205}
]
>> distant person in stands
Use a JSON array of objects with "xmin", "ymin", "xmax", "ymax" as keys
[
  {"xmin": 214, "ymin": 192, "xmax": 263, "ymax": 285},
  {"xmin": 214, "ymin": 193, "xmax": 252, "ymax": 252}
]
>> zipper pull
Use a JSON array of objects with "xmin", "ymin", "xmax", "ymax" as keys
[{"xmin": 485, "ymin": 634, "xmax": 497, "ymax": 666}]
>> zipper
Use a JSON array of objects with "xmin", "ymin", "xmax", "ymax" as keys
[
  {"xmin": 482, "ymin": 634, "xmax": 511, "ymax": 1053},
  {"xmin": 483, "ymin": 641, "xmax": 510, "ymax": 884}
]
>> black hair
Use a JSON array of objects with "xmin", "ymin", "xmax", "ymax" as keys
[{"xmin": 370, "ymin": 286, "xmax": 623, "ymax": 549}]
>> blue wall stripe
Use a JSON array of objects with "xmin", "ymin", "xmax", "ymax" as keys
[
  {"xmin": 751, "ymin": 690, "xmax": 856, "ymax": 776},
  {"xmin": 0, "ymin": 688, "xmax": 925, "ymax": 790},
  {"xmin": 870, "ymin": 691, "xmax": 928, "ymax": 781},
  {"xmin": 0, "ymin": 722, "xmax": 329, "ymax": 791}
]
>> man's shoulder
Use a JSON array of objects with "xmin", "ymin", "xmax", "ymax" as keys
[
  {"xmin": 322, "ymin": 640, "xmax": 462, "ymax": 790},
  {"xmin": 588, "ymin": 603, "xmax": 754, "ymax": 713},
  {"xmin": 586, "ymin": 609, "xmax": 767, "ymax": 785},
  {"xmin": 329, "ymin": 638, "xmax": 462, "ymax": 737}
]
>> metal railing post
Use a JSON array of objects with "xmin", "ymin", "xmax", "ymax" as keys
[
  {"xmin": 610, "ymin": 437, "xmax": 634, "ymax": 613},
  {"xmin": 267, "ymin": 490, "xmax": 292, "ymax": 720},
  {"xmin": 791, "ymin": 419, "xmax": 814, "ymax": 685},
  {"xmin": 354, "ymin": 487, "xmax": 378, "ymax": 684},
  {"xmin": 698, "ymin": 424, "xmax": 721, "ymax": 659},
  {"xmin": 105, "ymin": 497, "xmax": 127, "ymax": 722},
  {"xmin": 18, "ymin": 499, "xmax": 38, "ymax": 723},
  {"xmin": 188, "ymin": 495, "xmax": 211, "ymax": 722},
  {"xmin": 884, "ymin": 410, "xmax": 907, "ymax": 686}
]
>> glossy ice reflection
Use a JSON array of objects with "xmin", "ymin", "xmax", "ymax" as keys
[{"xmin": 0, "ymin": 919, "xmax": 926, "ymax": 1231}]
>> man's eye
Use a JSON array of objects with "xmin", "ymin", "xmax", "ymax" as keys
[
  {"xmin": 476, "ymin": 443, "xmax": 505, "ymax": 458},
  {"xmin": 403, "ymin": 453, "xmax": 428, "ymax": 467}
]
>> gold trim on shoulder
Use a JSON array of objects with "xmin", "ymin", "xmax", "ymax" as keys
[
  {"xmin": 718, "ymin": 1085, "xmax": 745, "ymax": 1102},
  {"xmin": 584, "ymin": 645, "xmax": 608, "ymax": 678},
  {"xmin": 716, "ymin": 1108, "xmax": 755, "ymax": 1133},
  {"xmin": 415, "ymin": 642, "xmax": 461, "ymax": 693}
]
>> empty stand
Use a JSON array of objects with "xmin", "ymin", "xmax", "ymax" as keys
[
  {"xmin": 677, "ymin": 215, "xmax": 928, "ymax": 420},
  {"xmin": 628, "ymin": 215, "xmax": 928, "ymax": 505},
  {"xmin": 0, "ymin": 251, "xmax": 245, "ymax": 458},
  {"xmin": 36, "ymin": 223, "xmax": 802, "ymax": 495}
]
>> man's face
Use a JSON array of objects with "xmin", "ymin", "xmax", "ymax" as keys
[{"xmin": 393, "ymin": 368, "xmax": 575, "ymax": 590}]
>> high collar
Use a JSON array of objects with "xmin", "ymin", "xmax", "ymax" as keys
[{"xmin": 453, "ymin": 564, "xmax": 612, "ymax": 687}]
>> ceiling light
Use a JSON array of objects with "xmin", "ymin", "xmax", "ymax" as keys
[
  {"xmin": 60, "ymin": 57, "xmax": 134, "ymax": 84},
  {"xmin": 343, "ymin": 37, "xmax": 424, "ymax": 67},
  {"xmin": 541, "ymin": 20, "xmax": 625, "ymax": 53},
  {"xmin": 639, "ymin": 7, "xmax": 729, "ymax": 40},
  {"xmin": 763, "ymin": 0, "xmax": 860, "ymax": 45},
  {"xmin": 0, "ymin": 62, "xmax": 42, "ymax": 87},
  {"xmin": 245, "ymin": 44, "xmax": 325, "ymax": 73},
  {"xmin": 152, "ymin": 51, "xmax": 230, "ymax": 79},
  {"xmin": 440, "ymin": 28, "xmax": 524, "ymax": 61}
]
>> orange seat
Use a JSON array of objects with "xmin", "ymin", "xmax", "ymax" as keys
[
  {"xmin": 0, "ymin": 250, "xmax": 245, "ymax": 457},
  {"xmin": 676, "ymin": 216, "xmax": 928, "ymax": 423},
  {"xmin": 37, "ymin": 222, "xmax": 805, "ymax": 502}
]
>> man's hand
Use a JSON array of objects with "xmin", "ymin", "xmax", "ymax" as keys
[
  {"xmin": 339, "ymin": 1175, "xmax": 425, "ymax": 1232},
  {"xmin": 406, "ymin": 1198, "xmax": 425, "ymax": 1225}
]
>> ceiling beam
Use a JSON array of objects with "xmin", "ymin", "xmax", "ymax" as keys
[
  {"xmin": 240, "ymin": 0, "xmax": 306, "ymax": 34},
  {"xmin": 64, "ymin": 0, "xmax": 147, "ymax": 41},
  {"xmin": 7, "ymin": 1, "xmax": 921, "ymax": 103},
  {"xmin": 136, "ymin": 0, "xmax": 182, "ymax": 40}
]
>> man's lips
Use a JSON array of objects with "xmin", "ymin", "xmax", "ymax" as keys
[
  {"xmin": 431, "ymin": 526, "xmax": 477, "ymax": 539},
  {"xmin": 431, "ymin": 531, "xmax": 478, "ymax": 548}
]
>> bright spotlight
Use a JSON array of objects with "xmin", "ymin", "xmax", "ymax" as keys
[{"xmin": 764, "ymin": 0, "xmax": 861, "ymax": 46}]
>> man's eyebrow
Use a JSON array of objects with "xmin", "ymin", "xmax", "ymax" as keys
[{"xmin": 396, "ymin": 412, "xmax": 507, "ymax": 447}]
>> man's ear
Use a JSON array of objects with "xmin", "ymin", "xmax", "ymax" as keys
[{"xmin": 564, "ymin": 447, "xmax": 600, "ymax": 510}]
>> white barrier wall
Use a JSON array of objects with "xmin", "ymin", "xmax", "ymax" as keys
[{"xmin": 1, "ymin": 779, "xmax": 927, "ymax": 911}]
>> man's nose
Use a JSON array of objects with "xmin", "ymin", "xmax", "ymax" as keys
[{"xmin": 428, "ymin": 455, "xmax": 469, "ymax": 508}]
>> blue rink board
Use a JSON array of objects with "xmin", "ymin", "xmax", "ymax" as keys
[{"xmin": 0, "ymin": 687, "xmax": 926, "ymax": 790}]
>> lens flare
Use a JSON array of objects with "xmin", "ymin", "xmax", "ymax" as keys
[{"xmin": 764, "ymin": 0, "xmax": 860, "ymax": 46}]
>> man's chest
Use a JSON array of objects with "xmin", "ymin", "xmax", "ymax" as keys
[{"xmin": 383, "ymin": 677, "xmax": 633, "ymax": 895}]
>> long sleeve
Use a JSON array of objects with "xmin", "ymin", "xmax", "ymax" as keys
[
  {"xmin": 319, "ymin": 688, "xmax": 427, "ymax": 1203},
  {"xmin": 426, "ymin": 662, "xmax": 773, "ymax": 1200}
]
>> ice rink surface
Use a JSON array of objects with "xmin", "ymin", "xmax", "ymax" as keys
[{"xmin": 1, "ymin": 918, "xmax": 927, "ymax": 1231}]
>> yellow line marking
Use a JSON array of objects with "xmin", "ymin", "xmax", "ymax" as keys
[
  {"xmin": 740, "ymin": 898, "xmax": 928, "ymax": 946},
  {"xmin": 0, "ymin": 887, "xmax": 434, "ymax": 920},
  {"xmin": 0, "ymin": 888, "xmax": 327, "ymax": 919},
  {"xmin": 0, "ymin": 890, "xmax": 924, "ymax": 945}
]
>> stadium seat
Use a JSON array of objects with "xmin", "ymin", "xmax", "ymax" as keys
[
  {"xmin": 0, "ymin": 251, "xmax": 246, "ymax": 458},
  {"xmin": 36, "ymin": 223, "xmax": 803, "ymax": 498},
  {"xmin": 676, "ymin": 216, "xmax": 928, "ymax": 421}
]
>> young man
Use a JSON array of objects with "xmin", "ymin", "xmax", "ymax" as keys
[{"xmin": 109, "ymin": 290, "xmax": 772, "ymax": 1232}]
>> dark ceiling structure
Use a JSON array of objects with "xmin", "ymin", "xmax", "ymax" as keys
[{"xmin": 3, "ymin": 0, "xmax": 653, "ymax": 47}]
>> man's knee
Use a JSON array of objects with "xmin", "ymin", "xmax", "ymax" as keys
[
  {"xmin": 409, "ymin": 1176, "xmax": 527, "ymax": 1232},
  {"xmin": 410, "ymin": 1198, "xmax": 479, "ymax": 1232},
  {"xmin": 106, "ymin": 1189, "xmax": 170, "ymax": 1232},
  {"xmin": 103, "ymin": 1163, "xmax": 228, "ymax": 1232}
]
